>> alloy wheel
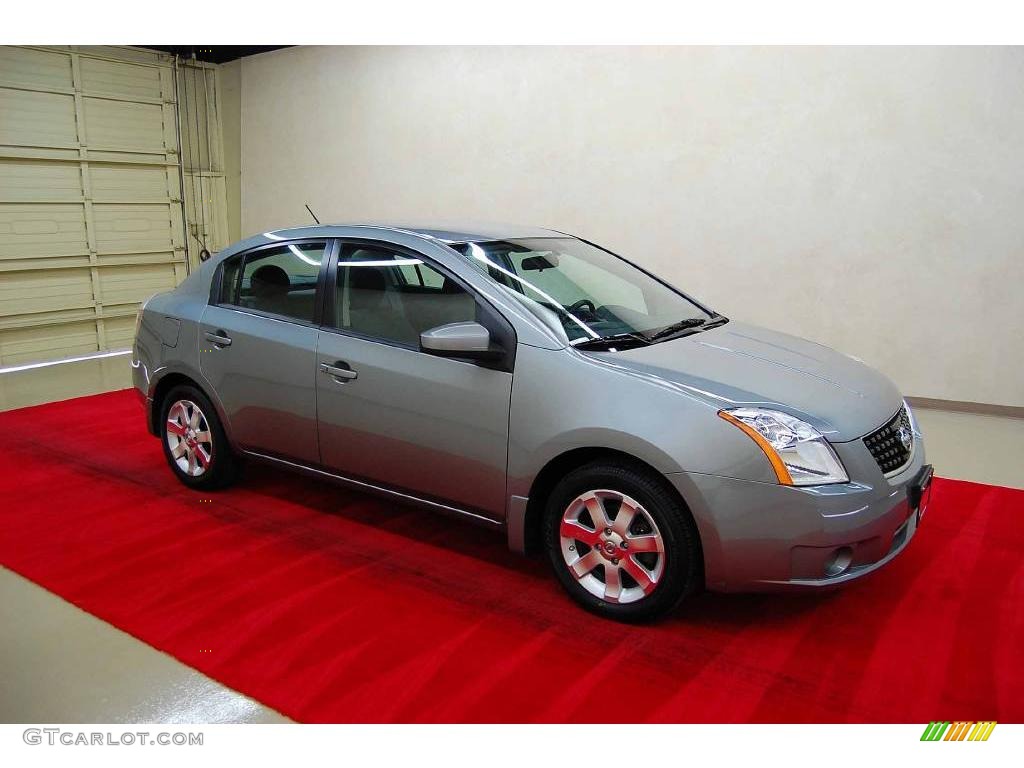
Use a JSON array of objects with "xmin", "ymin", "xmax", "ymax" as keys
[
  {"xmin": 165, "ymin": 399, "xmax": 213, "ymax": 478},
  {"xmin": 558, "ymin": 489, "xmax": 666, "ymax": 604}
]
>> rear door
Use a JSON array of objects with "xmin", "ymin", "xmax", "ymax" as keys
[
  {"xmin": 199, "ymin": 239, "xmax": 333, "ymax": 464},
  {"xmin": 315, "ymin": 240, "xmax": 514, "ymax": 518}
]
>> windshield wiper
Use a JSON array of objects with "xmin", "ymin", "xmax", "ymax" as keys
[
  {"xmin": 646, "ymin": 317, "xmax": 708, "ymax": 342},
  {"xmin": 572, "ymin": 332, "xmax": 651, "ymax": 351}
]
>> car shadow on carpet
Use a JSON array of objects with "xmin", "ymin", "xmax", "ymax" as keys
[{"xmin": 191, "ymin": 460, "xmax": 841, "ymax": 630}]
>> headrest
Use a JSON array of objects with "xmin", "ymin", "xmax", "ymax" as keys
[
  {"xmin": 251, "ymin": 264, "xmax": 290, "ymax": 290},
  {"xmin": 349, "ymin": 266, "xmax": 386, "ymax": 291}
]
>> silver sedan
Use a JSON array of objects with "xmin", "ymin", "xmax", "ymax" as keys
[{"xmin": 132, "ymin": 222, "xmax": 933, "ymax": 620}]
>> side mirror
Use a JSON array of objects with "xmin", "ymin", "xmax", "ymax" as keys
[{"xmin": 420, "ymin": 321, "xmax": 503, "ymax": 360}]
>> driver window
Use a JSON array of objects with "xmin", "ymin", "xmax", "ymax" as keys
[{"xmin": 335, "ymin": 245, "xmax": 478, "ymax": 347}]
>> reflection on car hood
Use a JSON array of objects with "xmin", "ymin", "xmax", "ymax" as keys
[{"xmin": 596, "ymin": 321, "xmax": 901, "ymax": 441}]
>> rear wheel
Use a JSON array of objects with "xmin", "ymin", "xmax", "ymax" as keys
[
  {"xmin": 544, "ymin": 461, "xmax": 701, "ymax": 621},
  {"xmin": 159, "ymin": 384, "xmax": 237, "ymax": 490}
]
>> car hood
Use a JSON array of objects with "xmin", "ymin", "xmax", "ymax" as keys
[{"xmin": 594, "ymin": 321, "xmax": 901, "ymax": 442}]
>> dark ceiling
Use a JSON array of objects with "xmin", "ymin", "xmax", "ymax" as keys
[{"xmin": 142, "ymin": 46, "xmax": 290, "ymax": 64}]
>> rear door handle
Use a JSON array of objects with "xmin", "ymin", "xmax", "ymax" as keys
[
  {"xmin": 205, "ymin": 330, "xmax": 232, "ymax": 347},
  {"xmin": 320, "ymin": 361, "xmax": 358, "ymax": 382}
]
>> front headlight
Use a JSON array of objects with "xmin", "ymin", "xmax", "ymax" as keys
[{"xmin": 719, "ymin": 407, "xmax": 849, "ymax": 486}]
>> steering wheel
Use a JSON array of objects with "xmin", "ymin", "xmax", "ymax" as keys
[{"xmin": 567, "ymin": 298, "xmax": 598, "ymax": 315}]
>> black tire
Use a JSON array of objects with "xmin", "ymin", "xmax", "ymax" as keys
[
  {"xmin": 543, "ymin": 460, "xmax": 701, "ymax": 622},
  {"xmin": 158, "ymin": 384, "xmax": 238, "ymax": 490}
]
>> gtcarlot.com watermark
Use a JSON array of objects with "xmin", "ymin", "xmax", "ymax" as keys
[{"xmin": 23, "ymin": 728, "xmax": 203, "ymax": 747}]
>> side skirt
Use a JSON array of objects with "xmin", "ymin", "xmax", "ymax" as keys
[{"xmin": 240, "ymin": 449, "xmax": 505, "ymax": 531}]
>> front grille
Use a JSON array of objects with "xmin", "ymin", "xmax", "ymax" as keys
[{"xmin": 863, "ymin": 406, "xmax": 913, "ymax": 474}]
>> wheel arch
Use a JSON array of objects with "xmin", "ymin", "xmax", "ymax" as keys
[
  {"xmin": 517, "ymin": 447, "xmax": 704, "ymax": 578},
  {"xmin": 148, "ymin": 368, "xmax": 233, "ymax": 446}
]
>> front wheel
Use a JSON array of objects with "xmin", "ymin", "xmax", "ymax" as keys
[
  {"xmin": 544, "ymin": 461, "xmax": 701, "ymax": 621},
  {"xmin": 159, "ymin": 384, "xmax": 237, "ymax": 490}
]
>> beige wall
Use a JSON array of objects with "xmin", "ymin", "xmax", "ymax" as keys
[{"xmin": 238, "ymin": 46, "xmax": 1024, "ymax": 407}]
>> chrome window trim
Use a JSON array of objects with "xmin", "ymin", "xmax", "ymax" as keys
[
  {"xmin": 205, "ymin": 304, "xmax": 322, "ymax": 331},
  {"xmin": 314, "ymin": 324, "xmax": 502, "ymax": 373}
]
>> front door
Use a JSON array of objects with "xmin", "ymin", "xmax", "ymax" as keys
[
  {"xmin": 199, "ymin": 240, "xmax": 330, "ymax": 465},
  {"xmin": 315, "ymin": 241, "xmax": 513, "ymax": 518}
]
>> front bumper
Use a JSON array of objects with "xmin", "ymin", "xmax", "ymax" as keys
[{"xmin": 667, "ymin": 436, "xmax": 931, "ymax": 592}]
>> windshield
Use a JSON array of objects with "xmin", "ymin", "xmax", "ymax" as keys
[{"xmin": 452, "ymin": 238, "xmax": 716, "ymax": 346}]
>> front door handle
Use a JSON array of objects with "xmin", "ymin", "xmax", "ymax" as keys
[
  {"xmin": 205, "ymin": 330, "xmax": 232, "ymax": 347},
  {"xmin": 320, "ymin": 361, "xmax": 358, "ymax": 382}
]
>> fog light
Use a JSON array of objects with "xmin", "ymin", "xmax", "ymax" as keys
[{"xmin": 824, "ymin": 547, "xmax": 853, "ymax": 577}]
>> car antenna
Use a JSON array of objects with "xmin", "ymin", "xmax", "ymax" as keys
[{"xmin": 304, "ymin": 204, "xmax": 321, "ymax": 225}]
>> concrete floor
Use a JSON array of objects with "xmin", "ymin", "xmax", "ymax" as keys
[
  {"xmin": 0, "ymin": 570, "xmax": 288, "ymax": 723},
  {"xmin": 912, "ymin": 407, "xmax": 1024, "ymax": 490},
  {"xmin": 0, "ymin": 355, "xmax": 1020, "ymax": 722}
]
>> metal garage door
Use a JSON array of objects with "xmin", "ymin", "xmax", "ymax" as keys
[{"xmin": 0, "ymin": 46, "xmax": 223, "ymax": 366}]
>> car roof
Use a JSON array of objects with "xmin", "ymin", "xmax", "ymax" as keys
[
  {"xmin": 209, "ymin": 221, "xmax": 574, "ymax": 266},
  {"xmin": 256, "ymin": 221, "xmax": 568, "ymax": 244}
]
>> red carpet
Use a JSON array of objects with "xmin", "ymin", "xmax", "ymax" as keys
[{"xmin": 0, "ymin": 389, "xmax": 1021, "ymax": 723}]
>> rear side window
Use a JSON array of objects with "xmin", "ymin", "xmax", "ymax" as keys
[{"xmin": 219, "ymin": 241, "xmax": 327, "ymax": 323}]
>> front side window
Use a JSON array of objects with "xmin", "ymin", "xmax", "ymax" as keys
[
  {"xmin": 222, "ymin": 241, "xmax": 326, "ymax": 323},
  {"xmin": 452, "ymin": 238, "xmax": 716, "ymax": 347},
  {"xmin": 334, "ymin": 244, "xmax": 477, "ymax": 347}
]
